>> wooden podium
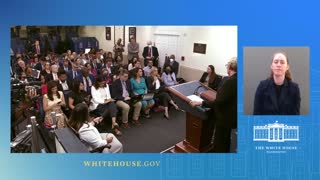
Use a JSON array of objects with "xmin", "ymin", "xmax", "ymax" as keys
[{"xmin": 168, "ymin": 81, "xmax": 215, "ymax": 153}]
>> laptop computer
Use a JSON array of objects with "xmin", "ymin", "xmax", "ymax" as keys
[{"xmin": 142, "ymin": 93, "xmax": 154, "ymax": 101}]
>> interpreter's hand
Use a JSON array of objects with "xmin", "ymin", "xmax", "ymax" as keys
[
  {"xmin": 174, "ymin": 82, "xmax": 179, "ymax": 85},
  {"xmin": 124, "ymin": 97, "xmax": 131, "ymax": 101},
  {"xmin": 106, "ymin": 136, "xmax": 113, "ymax": 143},
  {"xmin": 189, "ymin": 101, "xmax": 202, "ymax": 107}
]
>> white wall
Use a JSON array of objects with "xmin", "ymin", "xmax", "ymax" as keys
[
  {"xmin": 146, "ymin": 26, "xmax": 237, "ymax": 76},
  {"xmin": 79, "ymin": 26, "xmax": 237, "ymax": 75},
  {"xmin": 79, "ymin": 26, "xmax": 115, "ymax": 53}
]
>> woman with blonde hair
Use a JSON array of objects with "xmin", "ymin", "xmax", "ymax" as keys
[{"xmin": 146, "ymin": 67, "xmax": 179, "ymax": 120}]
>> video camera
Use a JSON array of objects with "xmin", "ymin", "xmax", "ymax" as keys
[{"xmin": 11, "ymin": 78, "xmax": 42, "ymax": 104}]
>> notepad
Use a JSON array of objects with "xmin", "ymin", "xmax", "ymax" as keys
[{"xmin": 187, "ymin": 95, "xmax": 204, "ymax": 102}]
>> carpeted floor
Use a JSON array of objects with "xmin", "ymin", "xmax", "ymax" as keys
[
  {"xmin": 96, "ymin": 108, "xmax": 237, "ymax": 153},
  {"xmin": 116, "ymin": 109, "xmax": 186, "ymax": 153}
]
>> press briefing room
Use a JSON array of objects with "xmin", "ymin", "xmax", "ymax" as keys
[{"xmin": 10, "ymin": 26, "xmax": 237, "ymax": 153}]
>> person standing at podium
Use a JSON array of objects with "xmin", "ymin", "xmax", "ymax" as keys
[{"xmin": 190, "ymin": 57, "xmax": 237, "ymax": 152}]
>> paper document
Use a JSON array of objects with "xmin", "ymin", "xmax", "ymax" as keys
[{"xmin": 187, "ymin": 95, "xmax": 204, "ymax": 102}]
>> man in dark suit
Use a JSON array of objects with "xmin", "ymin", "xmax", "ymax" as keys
[
  {"xmin": 90, "ymin": 58, "xmax": 102, "ymax": 74},
  {"xmin": 59, "ymin": 59, "xmax": 71, "ymax": 72},
  {"xmin": 34, "ymin": 57, "xmax": 47, "ymax": 71},
  {"xmin": 67, "ymin": 63, "xmax": 81, "ymax": 81},
  {"xmin": 31, "ymin": 40, "xmax": 42, "ymax": 55},
  {"xmin": 76, "ymin": 67, "xmax": 95, "ymax": 94},
  {"xmin": 163, "ymin": 54, "xmax": 179, "ymax": 76},
  {"xmin": 142, "ymin": 41, "xmax": 159, "ymax": 67},
  {"xmin": 111, "ymin": 69, "xmax": 142, "ymax": 128},
  {"xmin": 57, "ymin": 69, "xmax": 73, "ymax": 92},
  {"xmin": 45, "ymin": 64, "xmax": 59, "ymax": 82},
  {"xmin": 190, "ymin": 58, "xmax": 237, "ymax": 152}
]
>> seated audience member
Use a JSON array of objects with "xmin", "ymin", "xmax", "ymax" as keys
[
  {"xmin": 127, "ymin": 56, "xmax": 138, "ymax": 71},
  {"xmin": 105, "ymin": 52, "xmax": 116, "ymax": 66},
  {"xmin": 90, "ymin": 58, "xmax": 102, "ymax": 74},
  {"xmin": 163, "ymin": 54, "xmax": 179, "ymax": 76},
  {"xmin": 68, "ymin": 80, "xmax": 90, "ymax": 110},
  {"xmin": 43, "ymin": 81, "xmax": 68, "ymax": 128},
  {"xmin": 143, "ymin": 59, "xmax": 153, "ymax": 77},
  {"xmin": 68, "ymin": 103, "xmax": 123, "ymax": 153},
  {"xmin": 45, "ymin": 64, "xmax": 59, "ymax": 82},
  {"xmin": 34, "ymin": 56, "xmax": 47, "ymax": 71},
  {"xmin": 104, "ymin": 58, "xmax": 114, "ymax": 76},
  {"xmin": 40, "ymin": 61, "xmax": 51, "ymax": 78},
  {"xmin": 80, "ymin": 53, "xmax": 89, "ymax": 65},
  {"xmin": 67, "ymin": 63, "xmax": 81, "ymax": 81},
  {"xmin": 75, "ymin": 57, "xmax": 83, "ymax": 70},
  {"xmin": 101, "ymin": 68, "xmax": 113, "ymax": 85},
  {"xmin": 161, "ymin": 65, "xmax": 178, "ymax": 87},
  {"xmin": 57, "ymin": 69, "xmax": 73, "ymax": 92},
  {"xmin": 113, "ymin": 65, "xmax": 124, "ymax": 80},
  {"xmin": 30, "ymin": 55, "xmax": 39, "ymax": 68},
  {"xmin": 130, "ymin": 68, "xmax": 154, "ymax": 118},
  {"xmin": 51, "ymin": 56, "xmax": 61, "ymax": 68},
  {"xmin": 89, "ymin": 75, "xmax": 122, "ymax": 136},
  {"xmin": 76, "ymin": 67, "xmax": 95, "ymax": 94},
  {"xmin": 84, "ymin": 62, "xmax": 97, "ymax": 77},
  {"xmin": 40, "ymin": 75, "xmax": 47, "ymax": 95},
  {"xmin": 114, "ymin": 55, "xmax": 123, "ymax": 67},
  {"xmin": 129, "ymin": 59, "xmax": 142, "ymax": 79},
  {"xmin": 15, "ymin": 58, "xmax": 29, "ymax": 77},
  {"xmin": 199, "ymin": 65, "xmax": 222, "ymax": 91},
  {"xmin": 112, "ymin": 70, "xmax": 142, "ymax": 127},
  {"xmin": 147, "ymin": 67, "xmax": 179, "ymax": 120},
  {"xmin": 59, "ymin": 59, "xmax": 71, "ymax": 72}
]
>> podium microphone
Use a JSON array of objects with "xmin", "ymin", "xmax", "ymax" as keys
[{"xmin": 193, "ymin": 85, "xmax": 202, "ymax": 96}]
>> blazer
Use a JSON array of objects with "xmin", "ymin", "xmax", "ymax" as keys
[
  {"xmin": 253, "ymin": 78, "xmax": 301, "ymax": 115},
  {"xmin": 57, "ymin": 79, "xmax": 73, "ymax": 92},
  {"xmin": 161, "ymin": 72, "xmax": 177, "ymax": 87},
  {"xmin": 34, "ymin": 62, "xmax": 44, "ymax": 71},
  {"xmin": 163, "ymin": 60, "xmax": 179, "ymax": 76},
  {"xmin": 76, "ymin": 74, "xmax": 95, "ymax": 93},
  {"xmin": 91, "ymin": 62, "xmax": 102, "ymax": 71},
  {"xmin": 79, "ymin": 123, "xmax": 107, "ymax": 151},
  {"xmin": 59, "ymin": 65, "xmax": 71, "ymax": 72},
  {"xmin": 45, "ymin": 73, "xmax": 59, "ymax": 82},
  {"xmin": 203, "ymin": 73, "xmax": 237, "ymax": 129},
  {"xmin": 67, "ymin": 69, "xmax": 82, "ymax": 81},
  {"xmin": 89, "ymin": 85, "xmax": 112, "ymax": 111},
  {"xmin": 111, "ymin": 79, "xmax": 133, "ymax": 101},
  {"xmin": 199, "ymin": 72, "xmax": 223, "ymax": 91},
  {"xmin": 146, "ymin": 76, "xmax": 166, "ymax": 94},
  {"xmin": 142, "ymin": 46, "xmax": 159, "ymax": 60}
]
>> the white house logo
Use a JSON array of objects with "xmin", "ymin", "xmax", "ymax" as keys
[{"xmin": 253, "ymin": 121, "xmax": 299, "ymax": 142}]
